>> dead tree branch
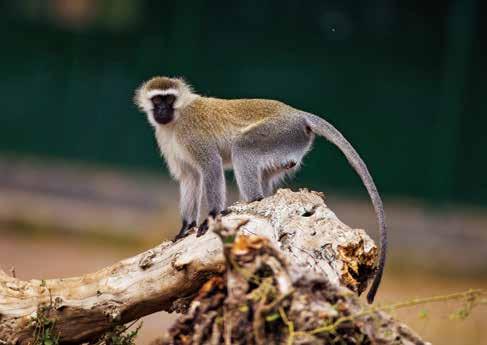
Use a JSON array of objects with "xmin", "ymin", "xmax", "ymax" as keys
[
  {"xmin": 152, "ymin": 218, "xmax": 429, "ymax": 345},
  {"xmin": 0, "ymin": 189, "xmax": 417, "ymax": 344}
]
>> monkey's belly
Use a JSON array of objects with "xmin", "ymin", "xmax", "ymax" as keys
[
  {"xmin": 220, "ymin": 147, "xmax": 233, "ymax": 170},
  {"xmin": 223, "ymin": 157, "xmax": 233, "ymax": 170}
]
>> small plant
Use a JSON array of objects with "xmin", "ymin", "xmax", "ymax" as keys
[
  {"xmin": 93, "ymin": 321, "xmax": 142, "ymax": 345},
  {"xmin": 32, "ymin": 305, "xmax": 59, "ymax": 345},
  {"xmin": 31, "ymin": 292, "xmax": 141, "ymax": 345},
  {"xmin": 282, "ymin": 288, "xmax": 486, "ymax": 343}
]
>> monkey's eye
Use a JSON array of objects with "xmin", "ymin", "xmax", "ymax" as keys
[
  {"xmin": 151, "ymin": 95, "xmax": 164, "ymax": 105},
  {"xmin": 165, "ymin": 95, "xmax": 176, "ymax": 105}
]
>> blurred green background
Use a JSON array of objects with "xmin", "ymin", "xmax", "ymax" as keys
[
  {"xmin": 1, "ymin": 0, "xmax": 485, "ymax": 204},
  {"xmin": 1, "ymin": 1, "xmax": 486, "ymax": 344}
]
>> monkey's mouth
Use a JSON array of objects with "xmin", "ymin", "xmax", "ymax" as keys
[{"xmin": 153, "ymin": 112, "xmax": 174, "ymax": 125}]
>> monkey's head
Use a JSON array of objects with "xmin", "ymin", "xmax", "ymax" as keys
[{"xmin": 134, "ymin": 76, "xmax": 196, "ymax": 127}]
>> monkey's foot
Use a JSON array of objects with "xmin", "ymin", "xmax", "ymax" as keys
[
  {"xmin": 196, "ymin": 219, "xmax": 209, "ymax": 237},
  {"xmin": 173, "ymin": 231, "xmax": 189, "ymax": 241},
  {"xmin": 173, "ymin": 220, "xmax": 196, "ymax": 241},
  {"xmin": 196, "ymin": 209, "xmax": 233, "ymax": 237},
  {"xmin": 220, "ymin": 208, "xmax": 232, "ymax": 216}
]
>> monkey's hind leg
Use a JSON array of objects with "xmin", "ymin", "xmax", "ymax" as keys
[
  {"xmin": 234, "ymin": 118, "xmax": 312, "ymax": 201},
  {"xmin": 261, "ymin": 169, "xmax": 278, "ymax": 197},
  {"xmin": 262, "ymin": 161, "xmax": 298, "ymax": 196},
  {"xmin": 232, "ymin": 146, "xmax": 265, "ymax": 202}
]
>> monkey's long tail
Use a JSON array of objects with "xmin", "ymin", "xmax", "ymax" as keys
[{"xmin": 305, "ymin": 112, "xmax": 387, "ymax": 304}]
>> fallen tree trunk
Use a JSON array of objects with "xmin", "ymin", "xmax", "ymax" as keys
[
  {"xmin": 153, "ymin": 223, "xmax": 428, "ymax": 345},
  {"xmin": 0, "ymin": 189, "xmax": 426, "ymax": 344}
]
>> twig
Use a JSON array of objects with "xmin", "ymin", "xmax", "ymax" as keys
[
  {"xmin": 305, "ymin": 289, "xmax": 486, "ymax": 336},
  {"xmin": 279, "ymin": 307, "xmax": 295, "ymax": 345}
]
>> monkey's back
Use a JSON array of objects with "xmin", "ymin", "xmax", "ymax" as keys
[{"xmin": 179, "ymin": 97, "xmax": 290, "ymax": 138}]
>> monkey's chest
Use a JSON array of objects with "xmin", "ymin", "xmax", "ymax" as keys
[{"xmin": 155, "ymin": 130, "xmax": 194, "ymax": 178}]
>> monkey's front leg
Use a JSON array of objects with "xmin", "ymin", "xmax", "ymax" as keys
[
  {"xmin": 174, "ymin": 170, "xmax": 202, "ymax": 241},
  {"xmin": 197, "ymin": 154, "xmax": 226, "ymax": 237}
]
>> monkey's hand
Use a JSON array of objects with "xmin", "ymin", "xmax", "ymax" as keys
[
  {"xmin": 196, "ymin": 218, "xmax": 210, "ymax": 237},
  {"xmin": 196, "ymin": 209, "xmax": 232, "ymax": 237},
  {"xmin": 173, "ymin": 220, "xmax": 196, "ymax": 241}
]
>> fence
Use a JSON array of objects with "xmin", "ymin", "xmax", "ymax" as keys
[{"xmin": 0, "ymin": 0, "xmax": 485, "ymax": 204}]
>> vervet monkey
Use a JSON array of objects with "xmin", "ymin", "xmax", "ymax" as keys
[{"xmin": 134, "ymin": 76, "xmax": 387, "ymax": 303}]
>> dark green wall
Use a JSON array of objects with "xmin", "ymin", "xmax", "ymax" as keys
[{"xmin": 0, "ymin": 0, "xmax": 485, "ymax": 203}]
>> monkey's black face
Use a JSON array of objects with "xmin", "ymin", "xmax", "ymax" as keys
[{"xmin": 151, "ymin": 94, "xmax": 176, "ymax": 124}]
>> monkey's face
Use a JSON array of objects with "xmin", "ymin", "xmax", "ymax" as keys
[{"xmin": 151, "ymin": 94, "xmax": 176, "ymax": 125}]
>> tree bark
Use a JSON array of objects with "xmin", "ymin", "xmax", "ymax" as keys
[{"xmin": 0, "ymin": 189, "xmax": 426, "ymax": 344}]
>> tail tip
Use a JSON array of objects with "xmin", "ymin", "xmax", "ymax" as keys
[{"xmin": 366, "ymin": 285, "xmax": 378, "ymax": 304}]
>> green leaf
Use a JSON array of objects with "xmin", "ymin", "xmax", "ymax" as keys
[
  {"xmin": 265, "ymin": 313, "xmax": 280, "ymax": 322},
  {"xmin": 224, "ymin": 235, "xmax": 236, "ymax": 244},
  {"xmin": 418, "ymin": 309, "xmax": 428, "ymax": 319}
]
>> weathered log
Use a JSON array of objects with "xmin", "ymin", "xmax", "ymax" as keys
[
  {"xmin": 152, "ymin": 224, "xmax": 428, "ymax": 345},
  {"xmin": 0, "ymin": 189, "xmax": 404, "ymax": 344}
]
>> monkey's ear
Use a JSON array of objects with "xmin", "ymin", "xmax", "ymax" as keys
[
  {"xmin": 175, "ymin": 77, "xmax": 195, "ymax": 95},
  {"xmin": 133, "ymin": 83, "xmax": 151, "ymax": 112}
]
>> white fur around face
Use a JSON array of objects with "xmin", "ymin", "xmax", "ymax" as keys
[
  {"xmin": 135, "ymin": 88, "xmax": 155, "ymax": 123},
  {"xmin": 133, "ymin": 78, "xmax": 201, "ymax": 179},
  {"xmin": 135, "ymin": 84, "xmax": 198, "ymax": 128},
  {"xmin": 147, "ymin": 89, "xmax": 179, "ymax": 98}
]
